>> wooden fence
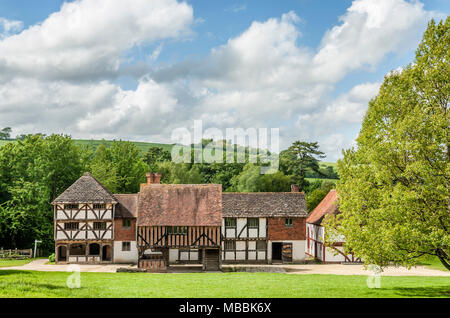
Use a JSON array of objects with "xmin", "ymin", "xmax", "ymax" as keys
[{"xmin": 0, "ymin": 248, "xmax": 33, "ymax": 258}]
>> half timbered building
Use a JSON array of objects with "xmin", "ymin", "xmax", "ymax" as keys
[
  {"xmin": 306, "ymin": 190, "xmax": 361, "ymax": 263},
  {"xmin": 221, "ymin": 185, "xmax": 308, "ymax": 264}
]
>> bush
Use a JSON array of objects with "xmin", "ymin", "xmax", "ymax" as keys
[{"xmin": 48, "ymin": 253, "xmax": 55, "ymax": 262}]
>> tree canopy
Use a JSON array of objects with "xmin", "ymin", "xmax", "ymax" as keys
[{"xmin": 327, "ymin": 18, "xmax": 450, "ymax": 270}]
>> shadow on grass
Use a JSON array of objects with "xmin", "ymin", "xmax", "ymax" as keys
[
  {"xmin": 0, "ymin": 270, "xmax": 32, "ymax": 276},
  {"xmin": 391, "ymin": 286, "xmax": 450, "ymax": 298}
]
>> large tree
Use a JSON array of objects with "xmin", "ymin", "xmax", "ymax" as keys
[
  {"xmin": 328, "ymin": 18, "xmax": 449, "ymax": 270},
  {"xmin": 280, "ymin": 141, "xmax": 325, "ymax": 190}
]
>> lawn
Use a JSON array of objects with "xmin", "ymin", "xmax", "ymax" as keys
[
  {"xmin": 0, "ymin": 270, "xmax": 448, "ymax": 298},
  {"xmin": 0, "ymin": 258, "xmax": 36, "ymax": 268},
  {"xmin": 417, "ymin": 255, "xmax": 448, "ymax": 271}
]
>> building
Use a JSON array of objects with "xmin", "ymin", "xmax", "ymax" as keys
[
  {"xmin": 53, "ymin": 172, "xmax": 308, "ymax": 270},
  {"xmin": 53, "ymin": 172, "xmax": 118, "ymax": 264},
  {"xmin": 136, "ymin": 173, "xmax": 222, "ymax": 271},
  {"xmin": 305, "ymin": 189, "xmax": 360, "ymax": 263},
  {"xmin": 221, "ymin": 185, "xmax": 308, "ymax": 264}
]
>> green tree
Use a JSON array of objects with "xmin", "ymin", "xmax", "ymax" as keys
[
  {"xmin": 144, "ymin": 147, "xmax": 172, "ymax": 173},
  {"xmin": 281, "ymin": 141, "xmax": 325, "ymax": 190},
  {"xmin": 90, "ymin": 141, "xmax": 148, "ymax": 193},
  {"xmin": 328, "ymin": 18, "xmax": 450, "ymax": 270},
  {"xmin": 306, "ymin": 180, "xmax": 336, "ymax": 212},
  {"xmin": 0, "ymin": 127, "xmax": 12, "ymax": 140}
]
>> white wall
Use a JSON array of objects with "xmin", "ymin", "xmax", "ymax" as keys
[{"xmin": 113, "ymin": 241, "xmax": 138, "ymax": 264}]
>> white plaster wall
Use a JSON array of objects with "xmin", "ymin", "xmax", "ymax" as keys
[{"xmin": 113, "ymin": 241, "xmax": 138, "ymax": 264}]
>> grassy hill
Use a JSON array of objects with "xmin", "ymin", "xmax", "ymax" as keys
[{"xmin": 0, "ymin": 139, "xmax": 338, "ymax": 176}]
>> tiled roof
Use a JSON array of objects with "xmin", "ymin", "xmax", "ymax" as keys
[
  {"xmin": 306, "ymin": 190, "xmax": 339, "ymax": 225},
  {"xmin": 222, "ymin": 192, "xmax": 307, "ymax": 218},
  {"xmin": 52, "ymin": 172, "xmax": 118, "ymax": 204},
  {"xmin": 114, "ymin": 194, "xmax": 138, "ymax": 218},
  {"xmin": 137, "ymin": 184, "xmax": 222, "ymax": 226}
]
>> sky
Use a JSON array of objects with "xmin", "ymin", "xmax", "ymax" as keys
[{"xmin": 0, "ymin": 0, "xmax": 448, "ymax": 160}]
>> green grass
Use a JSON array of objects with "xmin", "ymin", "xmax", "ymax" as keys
[
  {"xmin": 306, "ymin": 178, "xmax": 339, "ymax": 183},
  {"xmin": 0, "ymin": 271, "xmax": 448, "ymax": 298},
  {"xmin": 417, "ymin": 255, "xmax": 448, "ymax": 271},
  {"xmin": 0, "ymin": 258, "xmax": 35, "ymax": 268}
]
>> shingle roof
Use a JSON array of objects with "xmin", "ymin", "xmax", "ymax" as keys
[
  {"xmin": 114, "ymin": 194, "xmax": 138, "ymax": 218},
  {"xmin": 222, "ymin": 192, "xmax": 308, "ymax": 218},
  {"xmin": 52, "ymin": 172, "xmax": 118, "ymax": 204},
  {"xmin": 306, "ymin": 190, "xmax": 339, "ymax": 225},
  {"xmin": 137, "ymin": 184, "xmax": 222, "ymax": 226}
]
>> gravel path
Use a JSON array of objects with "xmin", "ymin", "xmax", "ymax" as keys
[{"xmin": 1, "ymin": 259, "xmax": 449, "ymax": 276}]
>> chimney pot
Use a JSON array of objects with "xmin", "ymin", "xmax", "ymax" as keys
[
  {"xmin": 291, "ymin": 184, "xmax": 300, "ymax": 192},
  {"xmin": 146, "ymin": 173, "xmax": 154, "ymax": 185},
  {"xmin": 153, "ymin": 173, "xmax": 161, "ymax": 184}
]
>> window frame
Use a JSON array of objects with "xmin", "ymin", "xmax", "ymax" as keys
[
  {"xmin": 285, "ymin": 218, "xmax": 293, "ymax": 228},
  {"xmin": 256, "ymin": 240, "xmax": 267, "ymax": 251},
  {"xmin": 93, "ymin": 222, "xmax": 107, "ymax": 230},
  {"xmin": 167, "ymin": 226, "xmax": 187, "ymax": 235},
  {"xmin": 93, "ymin": 203, "xmax": 106, "ymax": 210},
  {"xmin": 225, "ymin": 218, "xmax": 237, "ymax": 228},
  {"xmin": 224, "ymin": 240, "xmax": 236, "ymax": 251},
  {"xmin": 122, "ymin": 242, "xmax": 131, "ymax": 252},
  {"xmin": 247, "ymin": 218, "xmax": 259, "ymax": 229},
  {"xmin": 64, "ymin": 222, "xmax": 79, "ymax": 231},
  {"xmin": 64, "ymin": 204, "xmax": 79, "ymax": 210},
  {"xmin": 122, "ymin": 219, "xmax": 131, "ymax": 229}
]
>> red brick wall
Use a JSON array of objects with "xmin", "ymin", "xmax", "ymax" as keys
[
  {"xmin": 267, "ymin": 217, "xmax": 306, "ymax": 241},
  {"xmin": 114, "ymin": 218, "xmax": 136, "ymax": 241}
]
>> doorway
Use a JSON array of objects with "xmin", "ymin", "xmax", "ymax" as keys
[
  {"xmin": 102, "ymin": 245, "xmax": 111, "ymax": 261},
  {"xmin": 58, "ymin": 246, "xmax": 67, "ymax": 262},
  {"xmin": 272, "ymin": 243, "xmax": 282, "ymax": 261}
]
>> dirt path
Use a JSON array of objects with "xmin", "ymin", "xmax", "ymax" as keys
[
  {"xmin": 1, "ymin": 259, "xmax": 449, "ymax": 276},
  {"xmin": 0, "ymin": 258, "xmax": 135, "ymax": 273}
]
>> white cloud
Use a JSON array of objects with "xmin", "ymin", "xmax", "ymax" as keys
[
  {"xmin": 313, "ymin": 0, "xmax": 435, "ymax": 82},
  {"xmin": 0, "ymin": 17, "xmax": 24, "ymax": 39},
  {"xmin": 0, "ymin": 0, "xmax": 193, "ymax": 81},
  {"xmin": 0, "ymin": 0, "xmax": 443, "ymax": 160}
]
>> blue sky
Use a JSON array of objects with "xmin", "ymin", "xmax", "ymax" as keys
[{"xmin": 0, "ymin": 0, "xmax": 448, "ymax": 160}]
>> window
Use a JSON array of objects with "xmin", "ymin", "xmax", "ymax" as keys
[
  {"xmin": 64, "ymin": 204, "xmax": 79, "ymax": 210},
  {"xmin": 167, "ymin": 226, "xmax": 187, "ymax": 235},
  {"xmin": 122, "ymin": 242, "xmax": 131, "ymax": 252},
  {"xmin": 225, "ymin": 218, "xmax": 236, "ymax": 228},
  {"xmin": 69, "ymin": 244, "xmax": 85, "ymax": 256},
  {"xmin": 93, "ymin": 222, "xmax": 107, "ymax": 230},
  {"xmin": 224, "ymin": 241, "xmax": 235, "ymax": 251},
  {"xmin": 256, "ymin": 241, "xmax": 267, "ymax": 250},
  {"xmin": 122, "ymin": 219, "xmax": 131, "ymax": 229},
  {"xmin": 285, "ymin": 218, "xmax": 293, "ymax": 227},
  {"xmin": 247, "ymin": 218, "xmax": 259, "ymax": 229},
  {"xmin": 64, "ymin": 222, "xmax": 79, "ymax": 230},
  {"xmin": 93, "ymin": 203, "xmax": 106, "ymax": 210}
]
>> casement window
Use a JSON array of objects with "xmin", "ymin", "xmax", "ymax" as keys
[
  {"xmin": 122, "ymin": 242, "xmax": 131, "ymax": 252},
  {"xmin": 224, "ymin": 241, "xmax": 236, "ymax": 251},
  {"xmin": 247, "ymin": 218, "xmax": 259, "ymax": 229},
  {"xmin": 122, "ymin": 219, "xmax": 131, "ymax": 229},
  {"xmin": 256, "ymin": 241, "xmax": 267, "ymax": 250},
  {"xmin": 225, "ymin": 218, "xmax": 237, "ymax": 228},
  {"xmin": 64, "ymin": 222, "xmax": 79, "ymax": 231},
  {"xmin": 93, "ymin": 222, "xmax": 107, "ymax": 230},
  {"xmin": 167, "ymin": 226, "xmax": 187, "ymax": 235},
  {"xmin": 64, "ymin": 204, "xmax": 79, "ymax": 210},
  {"xmin": 69, "ymin": 244, "xmax": 85, "ymax": 256},
  {"xmin": 93, "ymin": 203, "xmax": 106, "ymax": 210},
  {"xmin": 285, "ymin": 218, "xmax": 293, "ymax": 227}
]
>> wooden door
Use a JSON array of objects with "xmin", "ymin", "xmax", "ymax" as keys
[{"xmin": 282, "ymin": 243, "xmax": 292, "ymax": 262}]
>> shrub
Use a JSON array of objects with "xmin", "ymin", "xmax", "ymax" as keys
[{"xmin": 48, "ymin": 253, "xmax": 55, "ymax": 262}]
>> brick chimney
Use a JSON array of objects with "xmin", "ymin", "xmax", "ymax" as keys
[
  {"xmin": 291, "ymin": 184, "xmax": 300, "ymax": 192},
  {"xmin": 146, "ymin": 173, "xmax": 154, "ymax": 185},
  {"xmin": 153, "ymin": 173, "xmax": 161, "ymax": 184}
]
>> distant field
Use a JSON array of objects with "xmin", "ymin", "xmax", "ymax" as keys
[
  {"xmin": 306, "ymin": 178, "xmax": 339, "ymax": 183},
  {"xmin": 74, "ymin": 139, "xmax": 174, "ymax": 153}
]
